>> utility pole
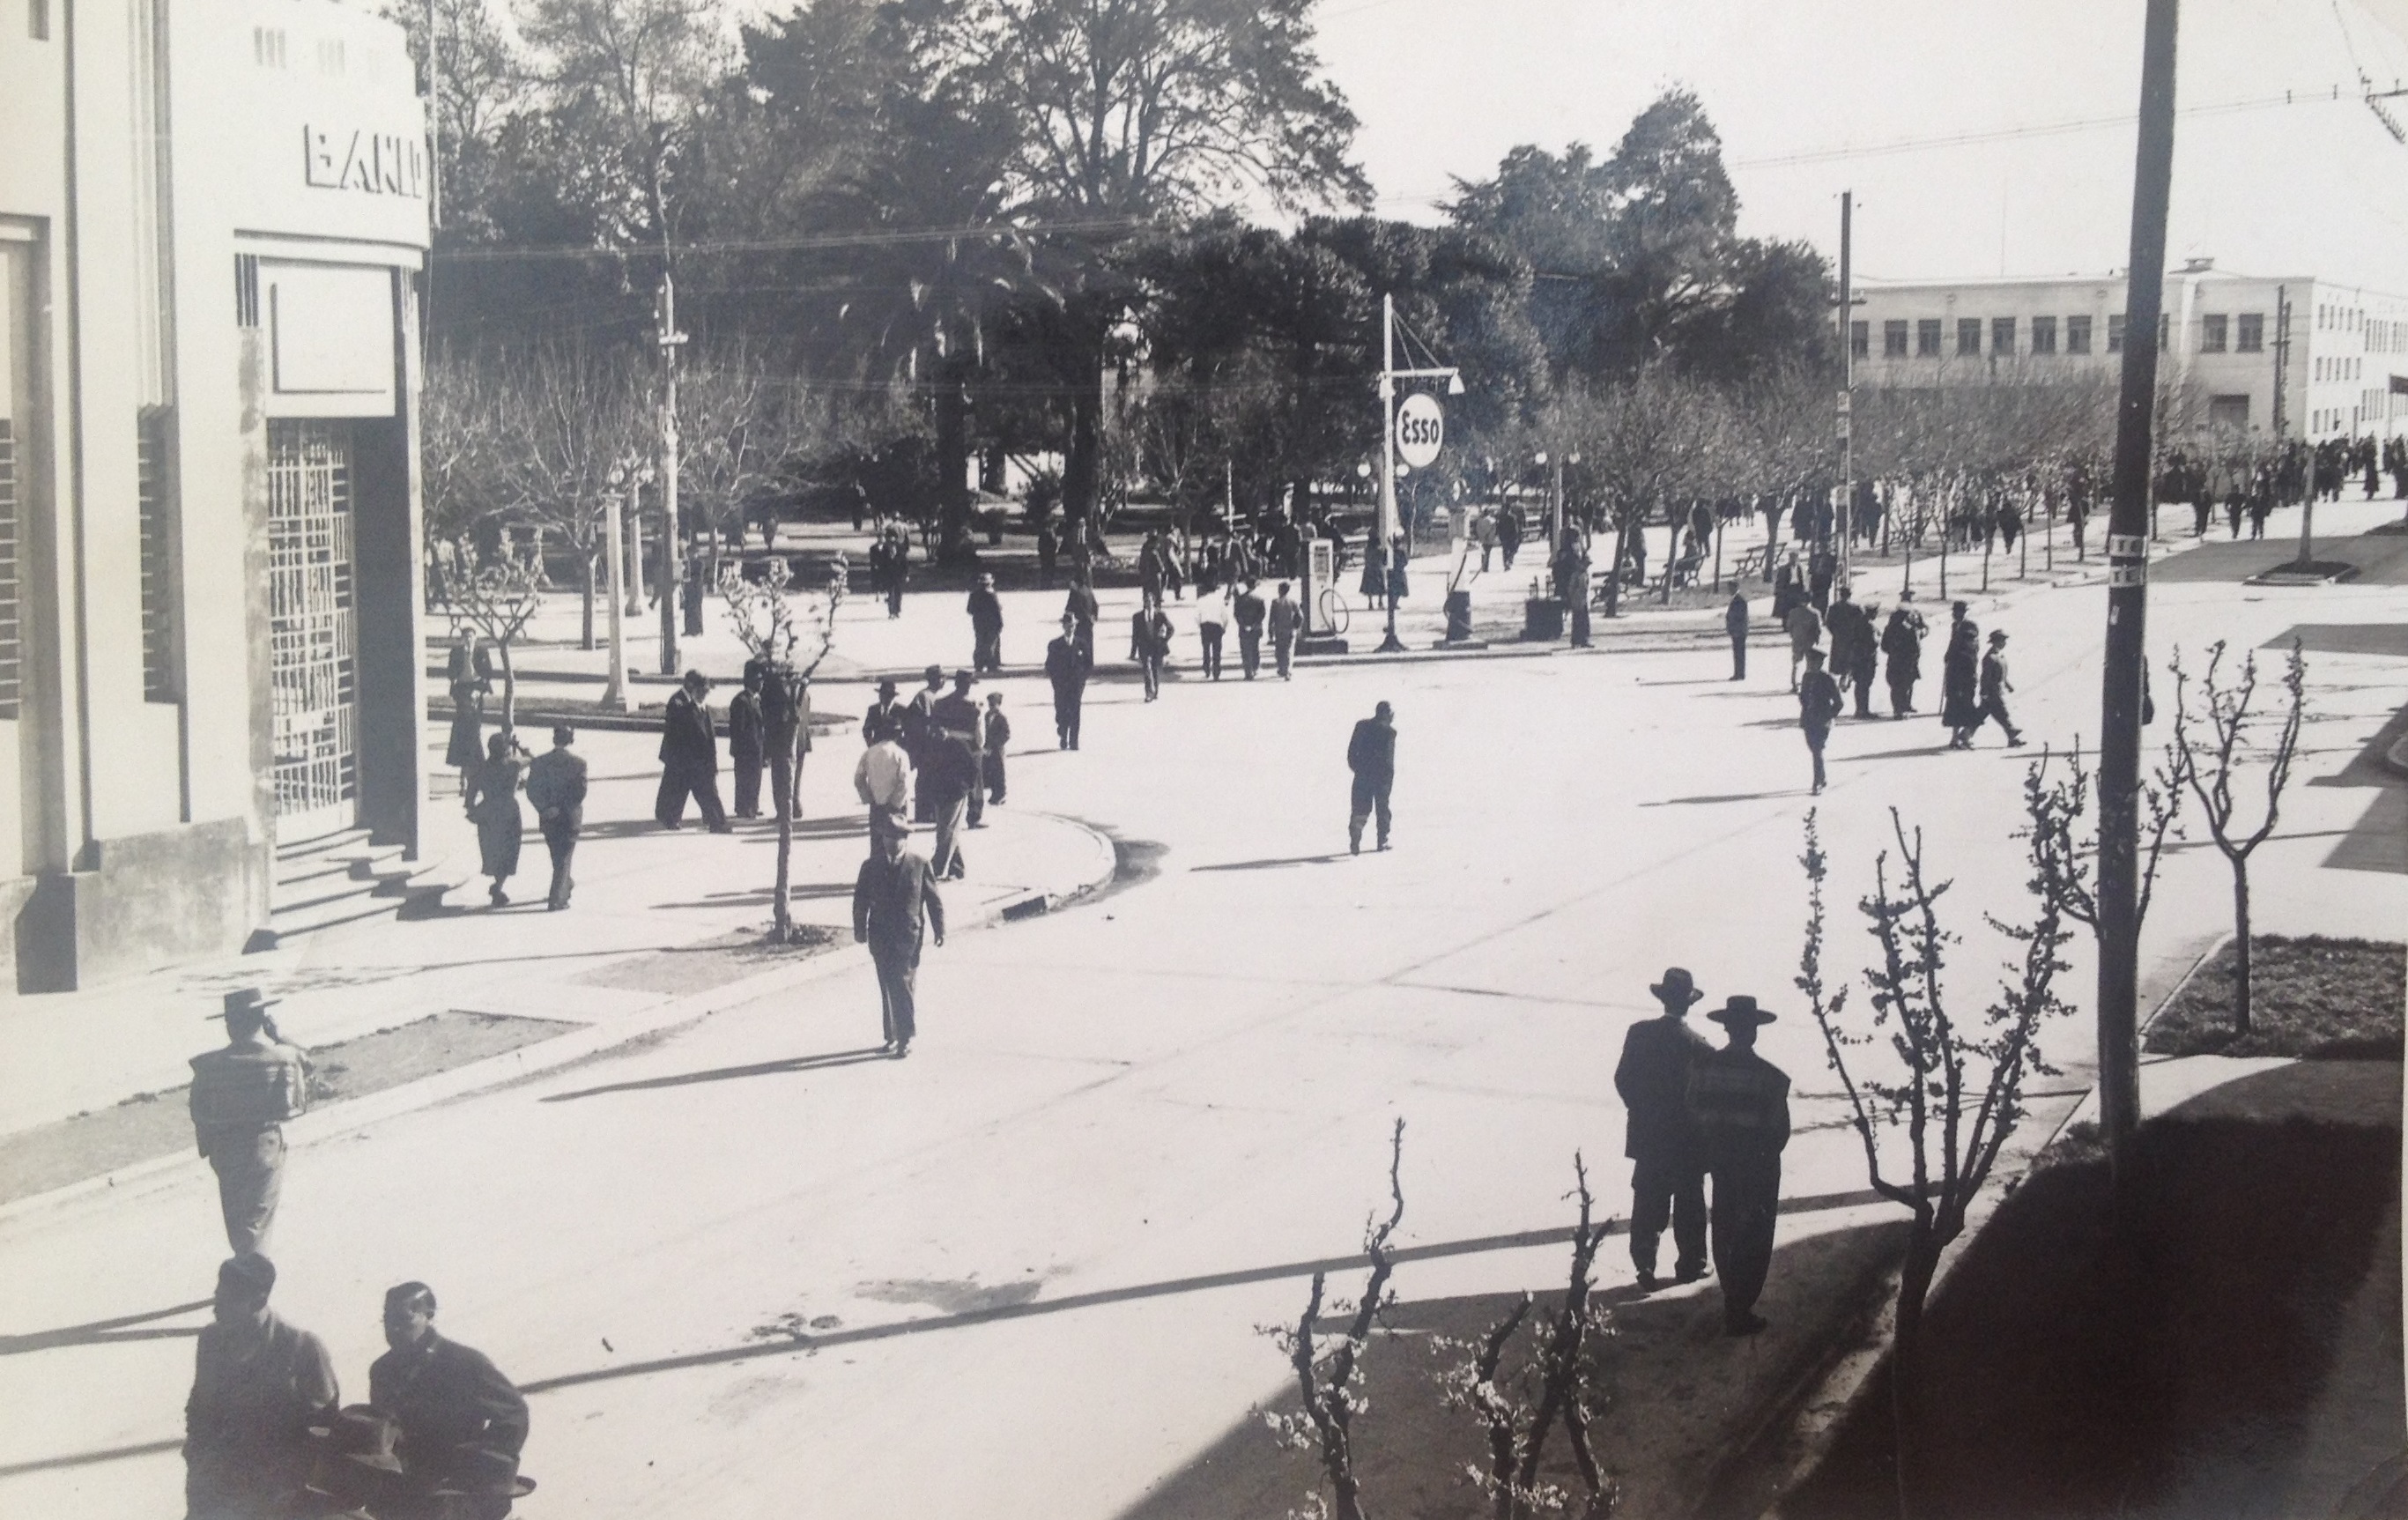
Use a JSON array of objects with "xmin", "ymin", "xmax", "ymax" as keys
[
  {"xmin": 602, "ymin": 471, "xmax": 632, "ymax": 712},
  {"xmin": 2095, "ymin": 0, "xmax": 2182, "ymax": 1178},
  {"xmin": 656, "ymin": 272, "xmax": 687, "ymax": 675},
  {"xmin": 1371, "ymin": 292, "xmax": 1463, "ymax": 655},
  {"xmin": 1837, "ymin": 190, "xmax": 1855, "ymax": 588}
]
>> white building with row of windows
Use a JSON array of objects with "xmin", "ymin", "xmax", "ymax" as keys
[
  {"xmin": 3, "ymin": 0, "xmax": 431, "ymax": 990},
  {"xmin": 1849, "ymin": 263, "xmax": 2408, "ymax": 442}
]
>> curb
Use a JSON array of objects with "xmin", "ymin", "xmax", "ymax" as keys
[{"xmin": 0, "ymin": 812, "xmax": 1118, "ymax": 1231}]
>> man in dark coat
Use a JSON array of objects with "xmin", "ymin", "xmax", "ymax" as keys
[
  {"xmin": 523, "ymin": 726, "xmax": 588, "ymax": 911},
  {"xmin": 1687, "ymin": 996, "xmax": 1791, "ymax": 1336},
  {"xmin": 1045, "ymin": 615, "xmax": 1089, "ymax": 750},
  {"xmin": 1613, "ymin": 968, "xmax": 1714, "ymax": 1291},
  {"xmin": 728, "ymin": 669, "xmax": 767, "ymax": 819},
  {"xmin": 854, "ymin": 815, "xmax": 945, "ymax": 1057},
  {"xmin": 1798, "ymin": 647, "xmax": 1843, "ymax": 794},
  {"xmin": 981, "ymin": 692, "xmax": 1011, "ymax": 805},
  {"xmin": 371, "ymin": 1282, "xmax": 530, "ymax": 1518},
  {"xmin": 1824, "ymin": 587, "xmax": 1874, "ymax": 718},
  {"xmin": 928, "ymin": 671, "xmax": 982, "ymax": 871},
  {"xmin": 1131, "ymin": 597, "xmax": 1172, "ymax": 701},
  {"xmin": 1496, "ymin": 501, "xmax": 1523, "ymax": 569},
  {"xmin": 1063, "ymin": 573, "xmax": 1100, "ymax": 665},
  {"xmin": 863, "ymin": 677, "xmax": 908, "ymax": 746},
  {"xmin": 1233, "ymin": 579, "xmax": 1268, "ymax": 679},
  {"xmin": 189, "ymin": 990, "xmax": 310, "ymax": 1256},
  {"xmin": 1345, "ymin": 701, "xmax": 1397, "ymax": 854},
  {"xmin": 1268, "ymin": 582, "xmax": 1303, "ymax": 679},
  {"xmin": 1880, "ymin": 593, "xmax": 1926, "ymax": 717},
  {"xmin": 1724, "ymin": 590, "xmax": 1749, "ymax": 680},
  {"xmin": 967, "ymin": 573, "xmax": 1005, "ymax": 674},
  {"xmin": 905, "ymin": 665, "xmax": 945, "ymax": 823},
  {"xmin": 1941, "ymin": 603, "xmax": 1981, "ymax": 748},
  {"xmin": 185, "ymin": 1253, "xmax": 338, "ymax": 1520},
  {"xmin": 655, "ymin": 671, "xmax": 730, "ymax": 831}
]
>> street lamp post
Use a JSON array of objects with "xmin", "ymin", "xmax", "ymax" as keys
[{"xmin": 601, "ymin": 458, "xmax": 649, "ymax": 713}]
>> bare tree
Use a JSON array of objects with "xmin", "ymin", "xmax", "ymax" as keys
[
  {"xmin": 720, "ymin": 554, "xmax": 848, "ymax": 942},
  {"xmin": 1437, "ymin": 1154, "xmax": 1615, "ymax": 1520},
  {"xmin": 2169, "ymin": 640, "xmax": 2308, "ymax": 1036},
  {"xmin": 2020, "ymin": 732, "xmax": 2189, "ymax": 945},
  {"xmin": 678, "ymin": 349, "xmax": 816, "ymax": 580},
  {"xmin": 446, "ymin": 547, "xmax": 546, "ymax": 739},
  {"xmin": 1797, "ymin": 808, "xmax": 2076, "ymax": 1520},
  {"xmin": 480, "ymin": 342, "xmax": 648, "ymax": 649},
  {"xmin": 1262, "ymin": 1119, "xmax": 1406, "ymax": 1520},
  {"xmin": 419, "ymin": 349, "xmax": 507, "ymax": 547}
]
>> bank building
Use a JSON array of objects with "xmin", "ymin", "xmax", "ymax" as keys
[{"xmin": 2, "ymin": 0, "xmax": 432, "ymax": 990}]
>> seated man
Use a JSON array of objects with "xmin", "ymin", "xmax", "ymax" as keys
[{"xmin": 370, "ymin": 1283, "xmax": 531, "ymax": 1519}]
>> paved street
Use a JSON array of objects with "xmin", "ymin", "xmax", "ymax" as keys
[{"xmin": 3, "ymin": 535, "xmax": 2403, "ymax": 1516}]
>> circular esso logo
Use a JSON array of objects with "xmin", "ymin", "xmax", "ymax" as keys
[{"xmin": 1395, "ymin": 393, "xmax": 1445, "ymax": 468}]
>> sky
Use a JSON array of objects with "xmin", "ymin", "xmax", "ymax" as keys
[{"xmin": 1308, "ymin": 0, "xmax": 2408, "ymax": 291}]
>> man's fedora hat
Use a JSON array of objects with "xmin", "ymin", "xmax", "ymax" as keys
[
  {"xmin": 1708, "ymin": 995, "xmax": 1778, "ymax": 1028},
  {"xmin": 309, "ymin": 1407, "xmax": 406, "ymax": 1474},
  {"xmin": 212, "ymin": 988, "xmax": 279, "ymax": 1021},
  {"xmin": 876, "ymin": 678, "xmax": 899, "ymax": 695},
  {"xmin": 1649, "ymin": 968, "xmax": 1705, "ymax": 1006}
]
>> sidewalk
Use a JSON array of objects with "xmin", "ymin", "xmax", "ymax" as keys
[{"xmin": 0, "ymin": 724, "xmax": 1115, "ymax": 1163}]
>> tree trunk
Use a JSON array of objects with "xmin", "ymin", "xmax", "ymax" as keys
[
  {"xmin": 1762, "ymin": 501, "xmax": 1787, "ymax": 576},
  {"xmin": 934, "ymin": 357, "xmax": 974, "ymax": 558},
  {"xmin": 771, "ymin": 714, "xmax": 798, "ymax": 938},
  {"xmin": 581, "ymin": 552, "xmax": 598, "ymax": 652},
  {"xmin": 1064, "ymin": 367, "xmax": 1103, "ymax": 527},
  {"xmin": 1604, "ymin": 521, "xmax": 1626, "ymax": 618},
  {"xmin": 495, "ymin": 640, "xmax": 518, "ymax": 742},
  {"xmin": 2232, "ymin": 863, "xmax": 2253, "ymax": 1035},
  {"xmin": 1890, "ymin": 1235, "xmax": 1942, "ymax": 1520}
]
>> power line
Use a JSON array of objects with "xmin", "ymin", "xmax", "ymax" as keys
[
  {"xmin": 431, "ymin": 214, "xmax": 1163, "ymax": 264},
  {"xmin": 1729, "ymin": 85, "xmax": 2366, "ymax": 169}
]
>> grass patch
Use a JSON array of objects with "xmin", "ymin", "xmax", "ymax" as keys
[{"xmin": 2144, "ymin": 936, "xmax": 2404, "ymax": 1060}]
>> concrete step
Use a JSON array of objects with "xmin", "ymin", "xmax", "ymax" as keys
[{"xmin": 259, "ymin": 834, "xmax": 471, "ymax": 948}]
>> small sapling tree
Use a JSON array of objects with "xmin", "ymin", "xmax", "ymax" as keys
[
  {"xmin": 1261, "ymin": 1118, "xmax": 1407, "ymax": 1520},
  {"xmin": 1797, "ymin": 808, "xmax": 2076, "ymax": 1520},
  {"xmin": 721, "ymin": 553, "xmax": 847, "ymax": 941},
  {"xmin": 2169, "ymin": 639, "xmax": 2308, "ymax": 1035},
  {"xmin": 2019, "ymin": 731, "xmax": 2189, "ymax": 946},
  {"xmin": 1436, "ymin": 1153, "xmax": 1616, "ymax": 1520}
]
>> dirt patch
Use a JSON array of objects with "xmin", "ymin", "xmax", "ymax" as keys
[
  {"xmin": 2145, "ymin": 936, "xmax": 2404, "ymax": 1060},
  {"xmin": 572, "ymin": 925, "xmax": 841, "ymax": 994},
  {"xmin": 0, "ymin": 1011, "xmax": 576, "ymax": 1205},
  {"xmin": 1118, "ymin": 1220, "xmax": 1906, "ymax": 1520},
  {"xmin": 1783, "ymin": 1064, "xmax": 2404, "ymax": 1520}
]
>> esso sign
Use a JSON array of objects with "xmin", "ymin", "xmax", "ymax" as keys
[{"xmin": 1395, "ymin": 392, "xmax": 1445, "ymax": 468}]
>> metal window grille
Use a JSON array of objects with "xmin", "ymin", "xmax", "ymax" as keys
[
  {"xmin": 0, "ymin": 418, "xmax": 19, "ymax": 717},
  {"xmin": 235, "ymin": 255, "xmax": 260, "ymax": 330},
  {"xmin": 138, "ymin": 407, "xmax": 177, "ymax": 701},
  {"xmin": 267, "ymin": 420, "xmax": 357, "ymax": 824}
]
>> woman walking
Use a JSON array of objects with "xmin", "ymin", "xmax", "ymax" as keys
[
  {"xmin": 1940, "ymin": 614, "xmax": 1982, "ymax": 750},
  {"xmin": 443, "ymin": 630, "xmax": 492, "ymax": 791},
  {"xmin": 463, "ymin": 731, "xmax": 528, "ymax": 907}
]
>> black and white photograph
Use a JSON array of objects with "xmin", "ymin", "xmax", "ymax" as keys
[{"xmin": 4, "ymin": 0, "xmax": 2406, "ymax": 1515}]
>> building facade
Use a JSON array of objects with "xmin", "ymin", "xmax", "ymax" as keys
[
  {"xmin": 1, "ymin": 0, "xmax": 430, "ymax": 990},
  {"xmin": 1850, "ymin": 264, "xmax": 2408, "ymax": 443}
]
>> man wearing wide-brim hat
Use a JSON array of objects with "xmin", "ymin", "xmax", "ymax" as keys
[
  {"xmin": 1687, "ymin": 996, "xmax": 1792, "ymax": 1336},
  {"xmin": 189, "ymin": 989, "xmax": 311, "ymax": 1255},
  {"xmin": 1614, "ymin": 967, "xmax": 1715, "ymax": 1291}
]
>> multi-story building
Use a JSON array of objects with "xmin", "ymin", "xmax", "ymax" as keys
[
  {"xmin": 2, "ymin": 0, "xmax": 431, "ymax": 990},
  {"xmin": 1849, "ymin": 263, "xmax": 2408, "ymax": 442}
]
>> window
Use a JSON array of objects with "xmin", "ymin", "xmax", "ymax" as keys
[
  {"xmin": 1916, "ymin": 318, "xmax": 1942, "ymax": 357},
  {"xmin": 2198, "ymin": 315, "xmax": 2226, "ymax": 353},
  {"xmin": 1850, "ymin": 321, "xmax": 1868, "ymax": 360},
  {"xmin": 2159, "ymin": 313, "xmax": 2170, "ymax": 351},
  {"xmin": 0, "ymin": 412, "xmax": 18, "ymax": 717},
  {"xmin": 1958, "ymin": 317, "xmax": 1982, "ymax": 356},
  {"xmin": 2237, "ymin": 313, "xmax": 2264, "ymax": 352},
  {"xmin": 2032, "ymin": 315, "xmax": 2057, "ymax": 355},
  {"xmin": 2066, "ymin": 315, "xmax": 2092, "ymax": 354},
  {"xmin": 1883, "ymin": 320, "xmax": 1908, "ymax": 358},
  {"xmin": 2108, "ymin": 313, "xmax": 2127, "ymax": 352},
  {"xmin": 1991, "ymin": 316, "xmax": 2016, "ymax": 356},
  {"xmin": 138, "ymin": 408, "xmax": 179, "ymax": 701},
  {"xmin": 2208, "ymin": 394, "xmax": 2249, "ymax": 430}
]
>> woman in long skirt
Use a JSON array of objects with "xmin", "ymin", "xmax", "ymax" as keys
[
  {"xmin": 444, "ymin": 631, "xmax": 490, "ymax": 788},
  {"xmin": 463, "ymin": 731, "xmax": 526, "ymax": 906},
  {"xmin": 1940, "ymin": 620, "xmax": 1982, "ymax": 749}
]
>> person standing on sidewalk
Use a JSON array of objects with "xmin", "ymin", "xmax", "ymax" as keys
[
  {"xmin": 863, "ymin": 677, "xmax": 908, "ymax": 749},
  {"xmin": 1196, "ymin": 579, "xmax": 1229, "ymax": 679},
  {"xmin": 853, "ymin": 815, "xmax": 945, "ymax": 1057},
  {"xmin": 1045, "ymin": 614, "xmax": 1089, "ymax": 750},
  {"xmin": 1783, "ymin": 597, "xmax": 1822, "ymax": 693},
  {"xmin": 1724, "ymin": 589, "xmax": 1749, "ymax": 680},
  {"xmin": 443, "ymin": 630, "xmax": 493, "ymax": 794},
  {"xmin": 1234, "ymin": 579, "xmax": 1267, "ymax": 679},
  {"xmin": 656, "ymin": 671, "xmax": 731, "ymax": 832},
  {"xmin": 1614, "ymin": 968, "xmax": 1713, "ymax": 1292},
  {"xmin": 905, "ymin": 665, "xmax": 945, "ymax": 824},
  {"xmin": 1345, "ymin": 701, "xmax": 1397, "ymax": 854},
  {"xmin": 524, "ymin": 726, "xmax": 587, "ymax": 912},
  {"xmin": 1941, "ymin": 610, "xmax": 1982, "ymax": 750},
  {"xmin": 184, "ymin": 1252, "xmax": 338, "ymax": 1520},
  {"xmin": 1063, "ymin": 571, "xmax": 1100, "ymax": 666},
  {"xmin": 189, "ymin": 990, "xmax": 310, "ymax": 1256},
  {"xmin": 967, "ymin": 573, "xmax": 1005, "ymax": 674},
  {"xmin": 931, "ymin": 669, "xmax": 985, "ymax": 835},
  {"xmin": 1797, "ymin": 647, "xmax": 1843, "ymax": 795},
  {"xmin": 1687, "ymin": 996, "xmax": 1790, "ymax": 1337},
  {"xmin": 1269, "ymin": 581, "xmax": 1303, "ymax": 679},
  {"xmin": 853, "ymin": 714, "xmax": 912, "ymax": 836},
  {"xmin": 1131, "ymin": 597, "xmax": 1173, "ymax": 701},
  {"xmin": 463, "ymin": 732, "xmax": 528, "ymax": 908},
  {"xmin": 1975, "ymin": 629, "xmax": 2026, "ymax": 748},
  {"xmin": 981, "ymin": 692, "xmax": 1011, "ymax": 804},
  {"xmin": 1881, "ymin": 593, "xmax": 1927, "ymax": 717},
  {"xmin": 728, "ymin": 668, "xmax": 767, "ymax": 819}
]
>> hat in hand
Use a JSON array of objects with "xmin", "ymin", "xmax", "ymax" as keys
[
  {"xmin": 309, "ymin": 1407, "xmax": 406, "ymax": 1475},
  {"xmin": 1708, "ymin": 995, "xmax": 1777, "ymax": 1028},
  {"xmin": 1649, "ymin": 968, "xmax": 1705, "ymax": 1007}
]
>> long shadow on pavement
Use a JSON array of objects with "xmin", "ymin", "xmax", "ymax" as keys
[
  {"xmin": 0, "ymin": 1300, "xmax": 210, "ymax": 1359},
  {"xmin": 540, "ymin": 1046, "xmax": 893, "ymax": 1102},
  {"xmin": 1190, "ymin": 852, "xmax": 1353, "ymax": 872}
]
